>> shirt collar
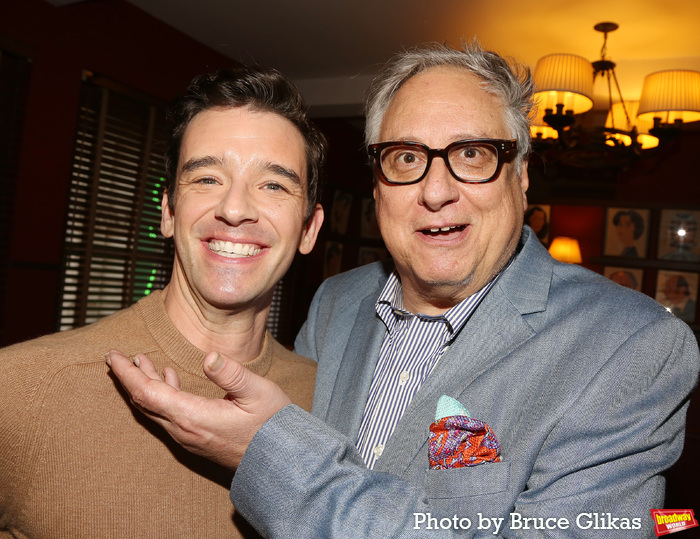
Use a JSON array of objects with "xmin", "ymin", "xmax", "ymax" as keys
[{"xmin": 375, "ymin": 269, "xmax": 500, "ymax": 337}]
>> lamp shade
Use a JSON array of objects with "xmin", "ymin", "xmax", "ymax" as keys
[
  {"xmin": 548, "ymin": 236, "xmax": 582, "ymax": 264},
  {"xmin": 530, "ymin": 98, "xmax": 559, "ymax": 140},
  {"xmin": 605, "ymin": 101, "xmax": 659, "ymax": 149},
  {"xmin": 637, "ymin": 70, "xmax": 700, "ymax": 123},
  {"xmin": 533, "ymin": 54, "xmax": 594, "ymax": 115}
]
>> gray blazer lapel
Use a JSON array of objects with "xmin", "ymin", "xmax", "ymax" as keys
[
  {"xmin": 323, "ymin": 292, "xmax": 386, "ymax": 440},
  {"xmin": 374, "ymin": 229, "xmax": 551, "ymax": 475}
]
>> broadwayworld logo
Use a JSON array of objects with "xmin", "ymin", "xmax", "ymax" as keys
[{"xmin": 651, "ymin": 509, "xmax": 698, "ymax": 536}]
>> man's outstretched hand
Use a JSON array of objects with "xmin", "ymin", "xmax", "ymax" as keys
[{"xmin": 106, "ymin": 350, "xmax": 292, "ymax": 469}]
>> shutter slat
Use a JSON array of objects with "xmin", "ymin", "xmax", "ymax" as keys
[{"xmin": 58, "ymin": 77, "xmax": 173, "ymax": 331}]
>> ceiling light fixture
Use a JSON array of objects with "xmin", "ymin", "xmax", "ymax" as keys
[
  {"xmin": 638, "ymin": 69, "xmax": 700, "ymax": 141},
  {"xmin": 531, "ymin": 22, "xmax": 700, "ymax": 160},
  {"xmin": 533, "ymin": 53, "xmax": 594, "ymax": 134}
]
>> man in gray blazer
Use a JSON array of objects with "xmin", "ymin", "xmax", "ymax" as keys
[{"xmin": 109, "ymin": 43, "xmax": 699, "ymax": 537}]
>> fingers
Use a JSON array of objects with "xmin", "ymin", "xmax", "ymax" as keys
[
  {"xmin": 106, "ymin": 349, "xmax": 146, "ymax": 381},
  {"xmin": 132, "ymin": 353, "xmax": 161, "ymax": 380},
  {"xmin": 203, "ymin": 351, "xmax": 293, "ymax": 411},
  {"xmin": 132, "ymin": 352, "xmax": 182, "ymax": 391},
  {"xmin": 106, "ymin": 350, "xmax": 179, "ymax": 420},
  {"xmin": 105, "ymin": 349, "xmax": 289, "ymax": 470},
  {"xmin": 107, "ymin": 350, "xmax": 181, "ymax": 390},
  {"xmin": 163, "ymin": 367, "xmax": 181, "ymax": 390},
  {"xmin": 202, "ymin": 352, "xmax": 248, "ymax": 393}
]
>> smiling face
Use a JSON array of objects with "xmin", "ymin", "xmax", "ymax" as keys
[
  {"xmin": 162, "ymin": 106, "xmax": 323, "ymax": 315},
  {"xmin": 374, "ymin": 66, "xmax": 528, "ymax": 314}
]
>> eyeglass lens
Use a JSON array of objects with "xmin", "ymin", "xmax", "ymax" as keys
[{"xmin": 379, "ymin": 141, "xmax": 500, "ymax": 183}]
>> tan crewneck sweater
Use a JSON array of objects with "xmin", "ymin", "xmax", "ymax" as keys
[{"xmin": 0, "ymin": 290, "xmax": 316, "ymax": 538}]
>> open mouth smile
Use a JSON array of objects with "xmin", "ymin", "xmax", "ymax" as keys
[
  {"xmin": 208, "ymin": 240, "xmax": 262, "ymax": 258},
  {"xmin": 421, "ymin": 225, "xmax": 466, "ymax": 236}
]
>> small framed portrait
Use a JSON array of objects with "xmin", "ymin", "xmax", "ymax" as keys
[
  {"xmin": 329, "ymin": 189, "xmax": 353, "ymax": 235},
  {"xmin": 655, "ymin": 270, "xmax": 698, "ymax": 324},
  {"xmin": 657, "ymin": 209, "xmax": 700, "ymax": 262},
  {"xmin": 360, "ymin": 198, "xmax": 382, "ymax": 239},
  {"xmin": 323, "ymin": 241, "xmax": 343, "ymax": 280},
  {"xmin": 524, "ymin": 204, "xmax": 551, "ymax": 246},
  {"xmin": 604, "ymin": 207, "xmax": 650, "ymax": 258},
  {"xmin": 603, "ymin": 266, "xmax": 643, "ymax": 292},
  {"xmin": 358, "ymin": 246, "xmax": 388, "ymax": 267}
]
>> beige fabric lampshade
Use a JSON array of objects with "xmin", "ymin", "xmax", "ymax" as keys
[
  {"xmin": 605, "ymin": 101, "xmax": 659, "ymax": 149},
  {"xmin": 533, "ymin": 54, "xmax": 594, "ymax": 115},
  {"xmin": 638, "ymin": 70, "xmax": 700, "ymax": 123}
]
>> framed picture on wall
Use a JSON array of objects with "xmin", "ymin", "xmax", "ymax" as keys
[
  {"xmin": 655, "ymin": 270, "xmax": 698, "ymax": 324},
  {"xmin": 657, "ymin": 209, "xmax": 700, "ymax": 262},
  {"xmin": 603, "ymin": 207, "xmax": 650, "ymax": 258},
  {"xmin": 323, "ymin": 241, "xmax": 343, "ymax": 279},
  {"xmin": 603, "ymin": 266, "xmax": 643, "ymax": 292},
  {"xmin": 360, "ymin": 198, "xmax": 382, "ymax": 239},
  {"xmin": 329, "ymin": 189, "xmax": 353, "ymax": 235},
  {"xmin": 358, "ymin": 246, "xmax": 388, "ymax": 266},
  {"xmin": 524, "ymin": 204, "xmax": 551, "ymax": 246}
]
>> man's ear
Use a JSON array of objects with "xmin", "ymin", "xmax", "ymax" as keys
[
  {"xmin": 161, "ymin": 190, "xmax": 175, "ymax": 239},
  {"xmin": 298, "ymin": 203, "xmax": 324, "ymax": 255},
  {"xmin": 518, "ymin": 161, "xmax": 529, "ymax": 208}
]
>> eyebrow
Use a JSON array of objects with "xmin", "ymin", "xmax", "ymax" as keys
[
  {"xmin": 180, "ymin": 155, "xmax": 223, "ymax": 175},
  {"xmin": 388, "ymin": 132, "xmax": 498, "ymax": 147},
  {"xmin": 265, "ymin": 162, "xmax": 302, "ymax": 186},
  {"xmin": 179, "ymin": 155, "xmax": 302, "ymax": 186}
]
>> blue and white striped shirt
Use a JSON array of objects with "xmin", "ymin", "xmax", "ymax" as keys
[{"xmin": 356, "ymin": 271, "xmax": 497, "ymax": 469}]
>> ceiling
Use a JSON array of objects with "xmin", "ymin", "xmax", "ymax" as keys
[{"xmin": 123, "ymin": 0, "xmax": 700, "ymax": 116}]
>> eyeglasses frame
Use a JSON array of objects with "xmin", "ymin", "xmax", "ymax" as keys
[{"xmin": 367, "ymin": 138, "xmax": 518, "ymax": 185}]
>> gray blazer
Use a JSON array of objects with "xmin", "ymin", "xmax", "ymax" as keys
[{"xmin": 231, "ymin": 227, "xmax": 699, "ymax": 538}]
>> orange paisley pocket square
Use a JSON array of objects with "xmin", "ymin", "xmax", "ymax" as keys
[{"xmin": 429, "ymin": 395, "xmax": 501, "ymax": 470}]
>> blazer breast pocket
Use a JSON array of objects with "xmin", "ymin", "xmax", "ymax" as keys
[{"xmin": 427, "ymin": 461, "xmax": 510, "ymax": 500}]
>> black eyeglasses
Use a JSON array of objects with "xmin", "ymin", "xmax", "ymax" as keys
[{"xmin": 368, "ymin": 139, "xmax": 517, "ymax": 185}]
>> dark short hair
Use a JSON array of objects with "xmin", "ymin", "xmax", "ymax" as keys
[
  {"xmin": 165, "ymin": 66, "xmax": 326, "ymax": 222},
  {"xmin": 524, "ymin": 206, "xmax": 550, "ymax": 240},
  {"xmin": 613, "ymin": 210, "xmax": 645, "ymax": 240},
  {"xmin": 668, "ymin": 275, "xmax": 690, "ymax": 296}
]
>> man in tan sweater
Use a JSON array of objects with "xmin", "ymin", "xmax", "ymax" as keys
[{"xmin": 0, "ymin": 65, "xmax": 325, "ymax": 538}]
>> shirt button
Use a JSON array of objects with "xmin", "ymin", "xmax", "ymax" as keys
[
  {"xmin": 399, "ymin": 371, "xmax": 410, "ymax": 385},
  {"xmin": 373, "ymin": 444, "xmax": 384, "ymax": 458}
]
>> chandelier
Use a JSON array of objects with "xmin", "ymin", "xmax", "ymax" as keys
[{"xmin": 531, "ymin": 22, "xmax": 700, "ymax": 163}]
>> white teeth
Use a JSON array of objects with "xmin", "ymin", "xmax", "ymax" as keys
[
  {"xmin": 208, "ymin": 240, "xmax": 262, "ymax": 258},
  {"xmin": 428, "ymin": 226, "xmax": 458, "ymax": 232}
]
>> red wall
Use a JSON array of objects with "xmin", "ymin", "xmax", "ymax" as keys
[
  {"xmin": 0, "ymin": 0, "xmax": 234, "ymax": 345},
  {"xmin": 548, "ymin": 205, "xmax": 606, "ymax": 273}
]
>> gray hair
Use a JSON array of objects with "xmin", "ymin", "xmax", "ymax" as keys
[{"xmin": 364, "ymin": 41, "xmax": 534, "ymax": 173}]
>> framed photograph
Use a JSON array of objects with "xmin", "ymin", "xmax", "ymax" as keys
[
  {"xmin": 524, "ymin": 204, "xmax": 551, "ymax": 246},
  {"xmin": 657, "ymin": 209, "xmax": 700, "ymax": 262},
  {"xmin": 655, "ymin": 270, "xmax": 698, "ymax": 324},
  {"xmin": 360, "ymin": 198, "xmax": 382, "ymax": 239},
  {"xmin": 323, "ymin": 241, "xmax": 343, "ymax": 279},
  {"xmin": 603, "ymin": 207, "xmax": 650, "ymax": 258},
  {"xmin": 329, "ymin": 189, "xmax": 353, "ymax": 235},
  {"xmin": 358, "ymin": 246, "xmax": 388, "ymax": 266},
  {"xmin": 603, "ymin": 266, "xmax": 643, "ymax": 292}
]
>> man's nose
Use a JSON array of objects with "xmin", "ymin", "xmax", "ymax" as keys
[
  {"xmin": 417, "ymin": 156, "xmax": 460, "ymax": 211},
  {"xmin": 214, "ymin": 182, "xmax": 259, "ymax": 225}
]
